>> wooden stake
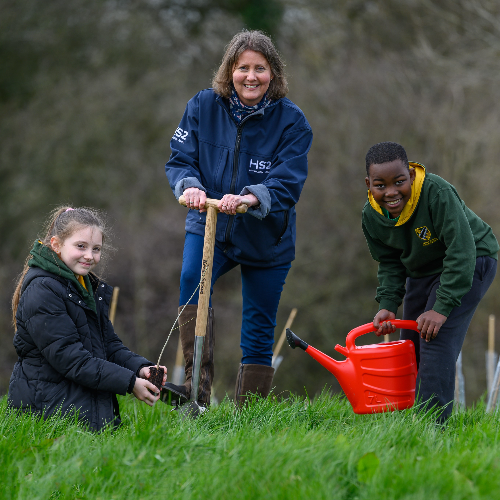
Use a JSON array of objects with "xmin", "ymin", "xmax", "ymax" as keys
[
  {"xmin": 487, "ymin": 314, "xmax": 496, "ymax": 395},
  {"xmin": 454, "ymin": 350, "xmax": 466, "ymax": 408},
  {"xmin": 171, "ymin": 334, "xmax": 185, "ymax": 385},
  {"xmin": 109, "ymin": 287, "xmax": 120, "ymax": 325},
  {"xmin": 272, "ymin": 308, "xmax": 298, "ymax": 368},
  {"xmin": 487, "ymin": 359, "xmax": 500, "ymax": 412},
  {"xmin": 489, "ymin": 314, "xmax": 495, "ymax": 353}
]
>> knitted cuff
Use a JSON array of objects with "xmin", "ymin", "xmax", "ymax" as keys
[{"xmin": 127, "ymin": 374, "xmax": 137, "ymax": 394}]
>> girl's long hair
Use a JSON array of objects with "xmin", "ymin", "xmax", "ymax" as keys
[{"xmin": 11, "ymin": 206, "xmax": 108, "ymax": 328}]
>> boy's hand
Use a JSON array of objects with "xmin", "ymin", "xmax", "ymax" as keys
[
  {"xmin": 139, "ymin": 365, "xmax": 168, "ymax": 387},
  {"xmin": 132, "ymin": 378, "xmax": 160, "ymax": 406},
  {"xmin": 417, "ymin": 310, "xmax": 447, "ymax": 342},
  {"xmin": 373, "ymin": 309, "xmax": 396, "ymax": 336}
]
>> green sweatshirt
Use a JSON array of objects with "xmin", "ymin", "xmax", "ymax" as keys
[{"xmin": 362, "ymin": 163, "xmax": 499, "ymax": 317}]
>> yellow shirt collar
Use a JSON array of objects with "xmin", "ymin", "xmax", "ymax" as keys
[
  {"xmin": 368, "ymin": 162, "xmax": 426, "ymax": 226},
  {"xmin": 77, "ymin": 274, "xmax": 88, "ymax": 291}
]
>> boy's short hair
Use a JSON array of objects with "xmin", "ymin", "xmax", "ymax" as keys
[{"xmin": 365, "ymin": 142, "xmax": 409, "ymax": 175}]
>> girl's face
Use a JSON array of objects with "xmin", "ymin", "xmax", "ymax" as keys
[
  {"xmin": 232, "ymin": 50, "xmax": 273, "ymax": 106},
  {"xmin": 51, "ymin": 226, "xmax": 103, "ymax": 276}
]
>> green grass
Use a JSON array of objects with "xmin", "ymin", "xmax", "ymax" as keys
[{"xmin": 2, "ymin": 392, "xmax": 500, "ymax": 499}]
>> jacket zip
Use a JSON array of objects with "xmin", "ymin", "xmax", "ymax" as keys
[
  {"xmin": 275, "ymin": 210, "xmax": 289, "ymax": 245},
  {"xmin": 215, "ymin": 99, "xmax": 266, "ymax": 248},
  {"xmin": 224, "ymin": 125, "xmax": 243, "ymax": 246}
]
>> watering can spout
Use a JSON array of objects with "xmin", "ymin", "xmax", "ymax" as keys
[
  {"xmin": 287, "ymin": 329, "xmax": 343, "ymax": 377},
  {"xmin": 286, "ymin": 329, "xmax": 308, "ymax": 351}
]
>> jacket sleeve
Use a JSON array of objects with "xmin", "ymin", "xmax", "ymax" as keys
[
  {"xmin": 429, "ymin": 188, "xmax": 477, "ymax": 316},
  {"xmin": 22, "ymin": 279, "xmax": 135, "ymax": 396},
  {"xmin": 104, "ymin": 319, "xmax": 153, "ymax": 374},
  {"xmin": 241, "ymin": 119, "xmax": 313, "ymax": 219},
  {"xmin": 362, "ymin": 217, "xmax": 407, "ymax": 314},
  {"xmin": 165, "ymin": 93, "xmax": 205, "ymax": 199}
]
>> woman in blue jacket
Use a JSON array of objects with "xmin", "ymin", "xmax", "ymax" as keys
[{"xmin": 163, "ymin": 30, "xmax": 313, "ymax": 407}]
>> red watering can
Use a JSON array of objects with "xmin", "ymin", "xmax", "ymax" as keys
[{"xmin": 287, "ymin": 320, "xmax": 419, "ymax": 414}]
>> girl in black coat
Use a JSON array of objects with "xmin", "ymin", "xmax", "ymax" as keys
[{"xmin": 8, "ymin": 206, "xmax": 167, "ymax": 432}]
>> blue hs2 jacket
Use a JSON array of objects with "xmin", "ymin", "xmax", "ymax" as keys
[{"xmin": 165, "ymin": 89, "xmax": 313, "ymax": 267}]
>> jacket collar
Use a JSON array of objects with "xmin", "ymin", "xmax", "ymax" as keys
[{"xmin": 215, "ymin": 91, "xmax": 280, "ymax": 122}]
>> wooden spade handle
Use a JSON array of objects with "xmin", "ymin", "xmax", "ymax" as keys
[
  {"xmin": 178, "ymin": 195, "xmax": 249, "ymax": 338},
  {"xmin": 179, "ymin": 195, "xmax": 248, "ymax": 214},
  {"xmin": 195, "ymin": 205, "xmax": 217, "ymax": 338}
]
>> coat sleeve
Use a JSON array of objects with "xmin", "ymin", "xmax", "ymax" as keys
[
  {"xmin": 22, "ymin": 279, "xmax": 135, "ymax": 396},
  {"xmin": 362, "ymin": 217, "xmax": 407, "ymax": 314},
  {"xmin": 240, "ymin": 118, "xmax": 313, "ymax": 219},
  {"xmin": 104, "ymin": 319, "xmax": 153, "ymax": 374},
  {"xmin": 165, "ymin": 93, "xmax": 205, "ymax": 199},
  {"xmin": 429, "ymin": 188, "xmax": 477, "ymax": 316}
]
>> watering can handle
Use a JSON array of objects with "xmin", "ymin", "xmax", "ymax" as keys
[{"xmin": 344, "ymin": 319, "xmax": 419, "ymax": 351}]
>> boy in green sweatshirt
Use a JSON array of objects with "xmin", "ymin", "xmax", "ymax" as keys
[{"xmin": 363, "ymin": 141, "xmax": 498, "ymax": 422}]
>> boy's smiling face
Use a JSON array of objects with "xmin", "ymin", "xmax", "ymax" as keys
[{"xmin": 365, "ymin": 159, "xmax": 416, "ymax": 218}]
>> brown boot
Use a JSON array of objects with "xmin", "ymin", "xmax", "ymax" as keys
[
  {"xmin": 234, "ymin": 363, "xmax": 275, "ymax": 407},
  {"xmin": 161, "ymin": 305, "xmax": 214, "ymax": 406}
]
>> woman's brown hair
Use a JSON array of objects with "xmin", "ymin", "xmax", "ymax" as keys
[
  {"xmin": 11, "ymin": 206, "xmax": 108, "ymax": 328},
  {"xmin": 212, "ymin": 30, "xmax": 288, "ymax": 101}
]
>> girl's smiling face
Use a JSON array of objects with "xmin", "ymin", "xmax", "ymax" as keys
[
  {"xmin": 232, "ymin": 50, "xmax": 273, "ymax": 106},
  {"xmin": 365, "ymin": 160, "xmax": 416, "ymax": 218},
  {"xmin": 50, "ymin": 226, "xmax": 103, "ymax": 276}
]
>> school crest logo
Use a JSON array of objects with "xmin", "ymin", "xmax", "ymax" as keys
[{"xmin": 415, "ymin": 226, "xmax": 438, "ymax": 246}]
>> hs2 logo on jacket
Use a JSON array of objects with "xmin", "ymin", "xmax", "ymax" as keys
[
  {"xmin": 415, "ymin": 226, "xmax": 438, "ymax": 246},
  {"xmin": 249, "ymin": 159, "xmax": 271, "ymax": 174},
  {"xmin": 172, "ymin": 127, "xmax": 189, "ymax": 144}
]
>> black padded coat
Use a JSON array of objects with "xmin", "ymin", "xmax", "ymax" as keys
[{"xmin": 8, "ymin": 267, "xmax": 152, "ymax": 431}]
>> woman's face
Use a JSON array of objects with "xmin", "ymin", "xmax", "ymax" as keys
[{"xmin": 232, "ymin": 50, "xmax": 273, "ymax": 106}]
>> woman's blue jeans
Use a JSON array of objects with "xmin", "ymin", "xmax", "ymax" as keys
[{"xmin": 179, "ymin": 232, "xmax": 291, "ymax": 366}]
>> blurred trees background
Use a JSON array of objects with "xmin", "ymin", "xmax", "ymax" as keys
[{"xmin": 2, "ymin": 0, "xmax": 500, "ymax": 404}]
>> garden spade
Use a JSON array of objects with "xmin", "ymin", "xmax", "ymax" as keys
[{"xmin": 177, "ymin": 195, "xmax": 248, "ymax": 418}]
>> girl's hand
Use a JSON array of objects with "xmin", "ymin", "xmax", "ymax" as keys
[
  {"xmin": 218, "ymin": 194, "xmax": 259, "ymax": 215},
  {"xmin": 132, "ymin": 378, "xmax": 160, "ymax": 406},
  {"xmin": 373, "ymin": 309, "xmax": 397, "ymax": 336},
  {"xmin": 139, "ymin": 365, "xmax": 168, "ymax": 387},
  {"xmin": 417, "ymin": 310, "xmax": 447, "ymax": 342},
  {"xmin": 183, "ymin": 187, "xmax": 207, "ymax": 212}
]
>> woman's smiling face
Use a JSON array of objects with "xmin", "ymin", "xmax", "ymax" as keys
[
  {"xmin": 232, "ymin": 50, "xmax": 273, "ymax": 106},
  {"xmin": 365, "ymin": 159, "xmax": 416, "ymax": 218}
]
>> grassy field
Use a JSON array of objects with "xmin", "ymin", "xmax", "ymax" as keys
[{"xmin": 2, "ymin": 392, "xmax": 500, "ymax": 500}]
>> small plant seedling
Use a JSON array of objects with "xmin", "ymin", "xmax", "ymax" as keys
[{"xmin": 149, "ymin": 366, "xmax": 164, "ymax": 391}]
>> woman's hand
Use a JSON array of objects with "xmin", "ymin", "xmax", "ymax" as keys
[
  {"xmin": 417, "ymin": 310, "xmax": 447, "ymax": 342},
  {"xmin": 183, "ymin": 187, "xmax": 207, "ymax": 212},
  {"xmin": 139, "ymin": 365, "xmax": 168, "ymax": 387},
  {"xmin": 218, "ymin": 193, "xmax": 259, "ymax": 215},
  {"xmin": 373, "ymin": 309, "xmax": 397, "ymax": 336},
  {"xmin": 132, "ymin": 378, "xmax": 160, "ymax": 406}
]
